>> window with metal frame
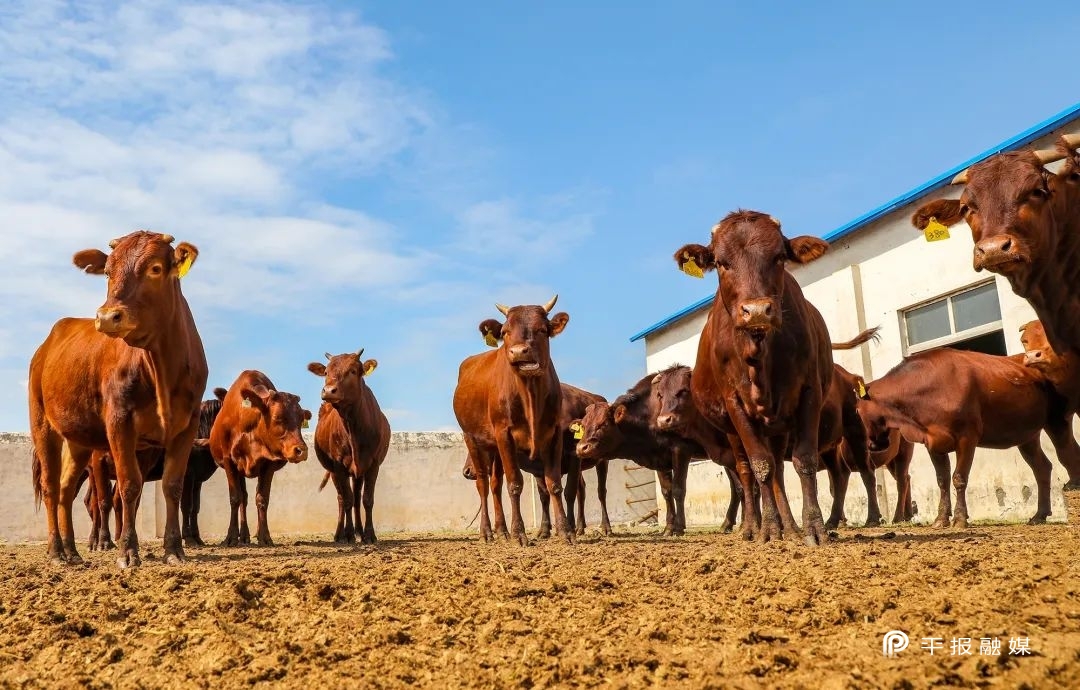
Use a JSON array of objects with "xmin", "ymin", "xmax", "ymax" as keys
[{"xmin": 902, "ymin": 281, "xmax": 1005, "ymax": 356}]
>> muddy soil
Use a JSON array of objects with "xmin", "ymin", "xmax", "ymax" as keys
[{"xmin": 1, "ymin": 523, "xmax": 1078, "ymax": 689}]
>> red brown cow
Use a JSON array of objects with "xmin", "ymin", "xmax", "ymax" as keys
[
  {"xmin": 911, "ymin": 134, "xmax": 1080, "ymax": 357},
  {"xmin": 855, "ymin": 348, "xmax": 1080, "ymax": 527},
  {"xmin": 675, "ymin": 210, "xmax": 835, "ymax": 545},
  {"xmin": 29, "ymin": 230, "xmax": 207, "ymax": 568},
  {"xmin": 84, "ymin": 388, "xmax": 227, "ymax": 550},
  {"xmin": 1020, "ymin": 319, "xmax": 1080, "ymax": 491},
  {"xmin": 209, "ymin": 371, "xmax": 311, "ymax": 546},
  {"xmin": 307, "ymin": 349, "xmax": 391, "ymax": 544},
  {"xmin": 452, "ymin": 296, "xmax": 574, "ymax": 545},
  {"xmin": 462, "ymin": 383, "xmax": 610, "ymax": 538},
  {"xmin": 576, "ymin": 372, "xmax": 744, "ymax": 536}
]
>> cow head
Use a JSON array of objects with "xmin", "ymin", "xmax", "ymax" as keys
[
  {"xmin": 239, "ymin": 385, "xmax": 310, "ymax": 463},
  {"xmin": 307, "ymin": 349, "xmax": 377, "ymax": 406},
  {"xmin": 575, "ymin": 402, "xmax": 624, "ymax": 459},
  {"xmin": 1019, "ymin": 319, "xmax": 1064, "ymax": 375},
  {"xmin": 480, "ymin": 295, "xmax": 568, "ymax": 377},
  {"xmin": 675, "ymin": 210, "xmax": 828, "ymax": 349},
  {"xmin": 651, "ymin": 366, "xmax": 694, "ymax": 432},
  {"xmin": 912, "ymin": 135, "xmax": 1080, "ymax": 281},
  {"xmin": 853, "ymin": 394, "xmax": 893, "ymax": 453},
  {"xmin": 73, "ymin": 230, "xmax": 198, "ymax": 346}
]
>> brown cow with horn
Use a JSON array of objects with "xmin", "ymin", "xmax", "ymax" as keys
[
  {"xmin": 453, "ymin": 295, "xmax": 575, "ymax": 545},
  {"xmin": 911, "ymin": 133, "xmax": 1080, "ymax": 358},
  {"xmin": 674, "ymin": 210, "xmax": 835, "ymax": 545},
  {"xmin": 307, "ymin": 348, "xmax": 391, "ymax": 544},
  {"xmin": 29, "ymin": 230, "xmax": 207, "ymax": 568}
]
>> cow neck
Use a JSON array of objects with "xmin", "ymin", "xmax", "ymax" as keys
[
  {"xmin": 502, "ymin": 348, "xmax": 551, "ymax": 453},
  {"xmin": 1028, "ymin": 189, "xmax": 1080, "ymax": 354},
  {"xmin": 714, "ymin": 287, "xmax": 777, "ymax": 420},
  {"xmin": 137, "ymin": 292, "xmax": 199, "ymax": 443}
]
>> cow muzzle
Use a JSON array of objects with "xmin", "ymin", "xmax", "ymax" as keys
[
  {"xmin": 507, "ymin": 345, "xmax": 543, "ymax": 375},
  {"xmin": 973, "ymin": 234, "xmax": 1024, "ymax": 272},
  {"xmin": 736, "ymin": 299, "xmax": 779, "ymax": 332},
  {"xmin": 321, "ymin": 385, "xmax": 343, "ymax": 403},
  {"xmin": 1024, "ymin": 349, "xmax": 1047, "ymax": 368},
  {"xmin": 95, "ymin": 306, "xmax": 134, "ymax": 336},
  {"xmin": 655, "ymin": 413, "xmax": 679, "ymax": 430},
  {"xmin": 286, "ymin": 443, "xmax": 308, "ymax": 464},
  {"xmin": 576, "ymin": 441, "xmax": 595, "ymax": 458}
]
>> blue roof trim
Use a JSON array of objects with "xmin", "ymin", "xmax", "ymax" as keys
[{"xmin": 630, "ymin": 100, "xmax": 1080, "ymax": 343}]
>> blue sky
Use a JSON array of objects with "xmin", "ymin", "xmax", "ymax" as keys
[{"xmin": 3, "ymin": 1, "xmax": 1080, "ymax": 432}]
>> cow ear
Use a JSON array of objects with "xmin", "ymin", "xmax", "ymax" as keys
[
  {"xmin": 73, "ymin": 249, "xmax": 108, "ymax": 275},
  {"xmin": 911, "ymin": 199, "xmax": 963, "ymax": 230},
  {"xmin": 613, "ymin": 404, "xmax": 628, "ymax": 425},
  {"xmin": 548, "ymin": 312, "xmax": 569, "ymax": 337},
  {"xmin": 784, "ymin": 236, "xmax": 829, "ymax": 264},
  {"xmin": 240, "ymin": 384, "xmax": 272, "ymax": 409},
  {"xmin": 479, "ymin": 319, "xmax": 503, "ymax": 347},
  {"xmin": 307, "ymin": 362, "xmax": 327, "ymax": 377},
  {"xmin": 213, "ymin": 387, "xmax": 228, "ymax": 401},
  {"xmin": 673, "ymin": 244, "xmax": 716, "ymax": 276},
  {"xmin": 303, "ymin": 409, "xmax": 313, "ymax": 420},
  {"xmin": 172, "ymin": 242, "xmax": 199, "ymax": 278},
  {"xmin": 362, "ymin": 359, "xmax": 378, "ymax": 376},
  {"xmin": 854, "ymin": 377, "xmax": 869, "ymax": 400}
]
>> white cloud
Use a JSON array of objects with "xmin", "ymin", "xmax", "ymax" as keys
[{"xmin": 456, "ymin": 198, "xmax": 596, "ymax": 259}]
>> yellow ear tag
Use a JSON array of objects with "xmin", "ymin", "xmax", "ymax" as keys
[
  {"xmin": 923, "ymin": 217, "xmax": 950, "ymax": 243},
  {"xmin": 856, "ymin": 380, "xmax": 867, "ymax": 398},
  {"xmin": 302, "ymin": 418, "xmax": 310, "ymax": 429},
  {"xmin": 681, "ymin": 256, "xmax": 704, "ymax": 279},
  {"xmin": 484, "ymin": 332, "xmax": 498, "ymax": 348},
  {"xmin": 241, "ymin": 398, "xmax": 252, "ymax": 408},
  {"xmin": 570, "ymin": 422, "xmax": 584, "ymax": 440},
  {"xmin": 176, "ymin": 255, "xmax": 194, "ymax": 278}
]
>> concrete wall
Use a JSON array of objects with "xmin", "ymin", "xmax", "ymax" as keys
[
  {"xmin": 0, "ymin": 432, "xmax": 644, "ymax": 544},
  {"xmin": 640, "ymin": 121, "xmax": 1080, "ymax": 528}
]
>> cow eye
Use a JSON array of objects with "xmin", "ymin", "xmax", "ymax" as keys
[
  {"xmin": 960, "ymin": 203, "xmax": 972, "ymax": 217},
  {"xmin": 148, "ymin": 264, "xmax": 163, "ymax": 276},
  {"xmin": 1029, "ymin": 188, "xmax": 1047, "ymax": 201}
]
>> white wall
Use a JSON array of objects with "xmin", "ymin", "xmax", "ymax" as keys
[{"xmin": 640, "ymin": 121, "xmax": 1080, "ymax": 527}]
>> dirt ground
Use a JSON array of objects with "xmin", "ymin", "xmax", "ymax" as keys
[{"xmin": 1, "ymin": 522, "xmax": 1078, "ymax": 689}]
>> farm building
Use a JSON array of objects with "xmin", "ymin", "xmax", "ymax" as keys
[{"xmin": 630, "ymin": 102, "xmax": 1080, "ymax": 528}]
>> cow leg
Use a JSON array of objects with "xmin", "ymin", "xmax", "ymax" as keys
[
  {"xmin": 352, "ymin": 473, "xmax": 364, "ymax": 541},
  {"xmin": 222, "ymin": 463, "xmax": 243, "ymax": 546},
  {"xmin": 595, "ymin": 460, "xmax": 612, "ymax": 537},
  {"xmin": 465, "ymin": 439, "xmax": 495, "ymax": 542},
  {"xmin": 720, "ymin": 467, "xmax": 741, "ymax": 533},
  {"xmin": 84, "ymin": 476, "xmax": 98, "ymax": 550},
  {"xmin": 823, "ymin": 450, "xmax": 849, "ymax": 531},
  {"xmin": 181, "ymin": 469, "xmax": 198, "ymax": 546},
  {"xmin": 788, "ymin": 386, "xmax": 828, "ymax": 547},
  {"xmin": 94, "ymin": 463, "xmax": 116, "ymax": 551},
  {"xmin": 951, "ymin": 441, "xmax": 978, "ymax": 529},
  {"xmin": 728, "ymin": 437, "xmax": 762, "ymax": 540},
  {"xmin": 891, "ymin": 440, "xmax": 915, "ymax": 522},
  {"xmin": 575, "ymin": 472, "xmax": 587, "ymax": 536},
  {"xmin": 237, "ymin": 477, "xmax": 251, "ymax": 544},
  {"xmin": 562, "ymin": 452, "xmax": 581, "ymax": 539},
  {"xmin": 254, "ymin": 468, "xmax": 275, "ymax": 547},
  {"xmin": 189, "ymin": 476, "xmax": 207, "ymax": 546},
  {"xmin": 546, "ymin": 432, "xmax": 575, "ymax": 544},
  {"xmin": 330, "ymin": 471, "xmax": 354, "ymax": 543},
  {"xmin": 1044, "ymin": 418, "xmax": 1080, "ymax": 490},
  {"xmin": 727, "ymin": 394, "xmax": 784, "ymax": 544},
  {"xmin": 656, "ymin": 468, "xmax": 677, "ymax": 536},
  {"xmin": 489, "ymin": 460, "xmax": 510, "ymax": 539},
  {"xmin": 360, "ymin": 464, "xmax": 379, "ymax": 545},
  {"xmin": 534, "ymin": 476, "xmax": 552, "ymax": 539},
  {"xmin": 928, "ymin": 451, "xmax": 953, "ymax": 528},
  {"xmin": 672, "ymin": 449, "xmax": 690, "ymax": 536},
  {"xmin": 771, "ymin": 451, "xmax": 802, "ymax": 538},
  {"xmin": 1017, "ymin": 438, "xmax": 1053, "ymax": 525},
  {"xmin": 495, "ymin": 434, "xmax": 529, "ymax": 547}
]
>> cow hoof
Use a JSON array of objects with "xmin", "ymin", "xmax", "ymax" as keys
[
  {"xmin": 865, "ymin": 515, "xmax": 883, "ymax": 527},
  {"xmin": 49, "ymin": 555, "xmax": 66, "ymax": 566},
  {"xmin": 536, "ymin": 528, "xmax": 551, "ymax": 539},
  {"xmin": 824, "ymin": 519, "xmax": 840, "ymax": 531},
  {"xmin": 951, "ymin": 518, "xmax": 968, "ymax": 529},
  {"xmin": 1028, "ymin": 515, "xmax": 1048, "ymax": 525},
  {"xmin": 719, "ymin": 520, "xmax": 734, "ymax": 534},
  {"xmin": 601, "ymin": 526, "xmax": 613, "ymax": 537},
  {"xmin": 515, "ymin": 533, "xmax": 530, "ymax": 547},
  {"xmin": 117, "ymin": 551, "xmax": 141, "ymax": 569},
  {"xmin": 361, "ymin": 533, "xmax": 377, "ymax": 545},
  {"xmin": 562, "ymin": 531, "xmax": 576, "ymax": 545},
  {"xmin": 102, "ymin": 541, "xmax": 117, "ymax": 551},
  {"xmin": 1063, "ymin": 480, "xmax": 1080, "ymax": 491},
  {"xmin": 931, "ymin": 518, "xmax": 949, "ymax": 529},
  {"xmin": 221, "ymin": 536, "xmax": 239, "ymax": 547},
  {"xmin": 575, "ymin": 526, "xmax": 585, "ymax": 537},
  {"xmin": 64, "ymin": 550, "xmax": 84, "ymax": 565},
  {"xmin": 165, "ymin": 552, "xmax": 186, "ymax": 566},
  {"xmin": 257, "ymin": 536, "xmax": 275, "ymax": 547},
  {"xmin": 183, "ymin": 537, "xmax": 205, "ymax": 548}
]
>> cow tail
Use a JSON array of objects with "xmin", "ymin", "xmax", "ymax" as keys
[
  {"xmin": 832, "ymin": 325, "xmax": 881, "ymax": 350},
  {"xmin": 318, "ymin": 471, "xmax": 331, "ymax": 492},
  {"xmin": 32, "ymin": 443, "xmax": 43, "ymax": 509}
]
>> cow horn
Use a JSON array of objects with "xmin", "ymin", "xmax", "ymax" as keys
[
  {"xmin": 495, "ymin": 303, "xmax": 510, "ymax": 316},
  {"xmin": 160, "ymin": 233, "xmax": 175, "ymax": 243},
  {"xmin": 355, "ymin": 348, "xmax": 365, "ymax": 359},
  {"xmin": 951, "ymin": 169, "xmax": 969, "ymax": 185},
  {"xmin": 542, "ymin": 294, "xmax": 558, "ymax": 314},
  {"xmin": 1034, "ymin": 148, "xmax": 1067, "ymax": 165},
  {"xmin": 108, "ymin": 238, "xmax": 120, "ymax": 249},
  {"xmin": 324, "ymin": 352, "xmax": 333, "ymax": 360},
  {"xmin": 1063, "ymin": 133, "xmax": 1080, "ymax": 149}
]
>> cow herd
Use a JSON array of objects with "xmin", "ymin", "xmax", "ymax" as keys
[{"xmin": 23, "ymin": 134, "xmax": 1080, "ymax": 569}]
